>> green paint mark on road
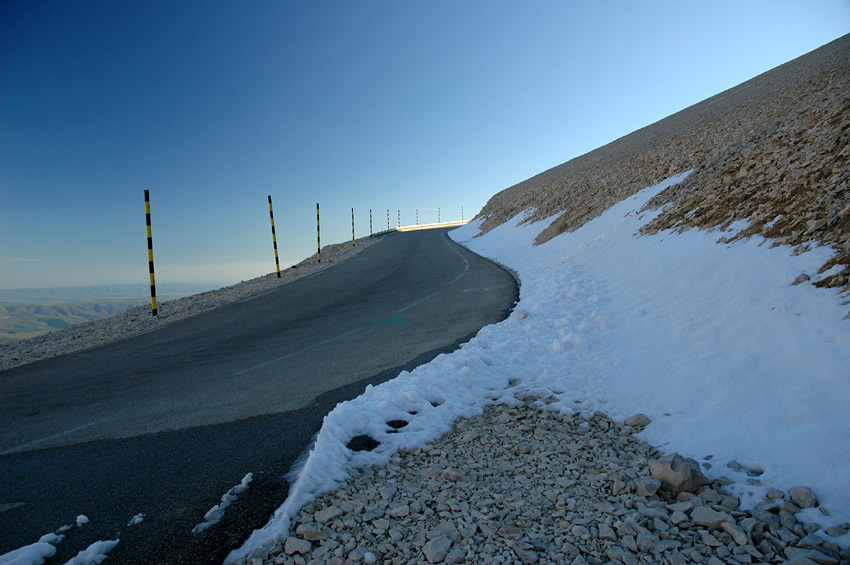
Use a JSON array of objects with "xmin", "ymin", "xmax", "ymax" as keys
[{"xmin": 369, "ymin": 314, "xmax": 405, "ymax": 327}]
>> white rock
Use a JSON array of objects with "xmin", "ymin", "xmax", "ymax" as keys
[
  {"xmin": 691, "ymin": 506, "xmax": 733, "ymax": 529},
  {"xmin": 314, "ymin": 506, "xmax": 343, "ymax": 523},
  {"xmin": 789, "ymin": 486, "xmax": 818, "ymax": 509},
  {"xmin": 649, "ymin": 453, "xmax": 709, "ymax": 493},
  {"xmin": 625, "ymin": 413, "xmax": 651, "ymax": 428},
  {"xmin": 598, "ymin": 523, "xmax": 617, "ymax": 541},
  {"xmin": 784, "ymin": 546, "xmax": 839, "ymax": 564},
  {"xmin": 721, "ymin": 521, "xmax": 749, "ymax": 545},
  {"xmin": 284, "ymin": 537, "xmax": 311, "ymax": 555},
  {"xmin": 386, "ymin": 503, "xmax": 410, "ymax": 518},
  {"xmin": 423, "ymin": 534, "xmax": 452, "ymax": 563}
]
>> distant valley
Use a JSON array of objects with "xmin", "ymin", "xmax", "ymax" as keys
[
  {"xmin": 0, "ymin": 300, "xmax": 146, "ymax": 343},
  {"xmin": 0, "ymin": 283, "xmax": 215, "ymax": 343}
]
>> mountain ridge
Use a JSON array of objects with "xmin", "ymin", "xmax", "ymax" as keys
[{"xmin": 474, "ymin": 34, "xmax": 850, "ymax": 293}]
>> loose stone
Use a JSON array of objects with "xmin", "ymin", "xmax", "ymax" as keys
[
  {"xmin": 790, "ymin": 486, "xmax": 819, "ymax": 509},
  {"xmin": 260, "ymin": 401, "xmax": 849, "ymax": 565},
  {"xmin": 624, "ymin": 413, "xmax": 651, "ymax": 428},
  {"xmin": 283, "ymin": 537, "xmax": 311, "ymax": 556}
]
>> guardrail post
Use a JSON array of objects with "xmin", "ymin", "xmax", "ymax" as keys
[
  {"xmin": 144, "ymin": 190, "xmax": 158, "ymax": 316},
  {"xmin": 268, "ymin": 195, "xmax": 281, "ymax": 278},
  {"xmin": 317, "ymin": 203, "xmax": 321, "ymax": 263}
]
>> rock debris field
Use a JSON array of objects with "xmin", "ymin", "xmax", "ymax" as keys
[{"xmin": 260, "ymin": 402, "xmax": 848, "ymax": 565}]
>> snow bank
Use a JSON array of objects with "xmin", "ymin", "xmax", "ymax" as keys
[
  {"xmin": 459, "ymin": 172, "xmax": 849, "ymax": 514},
  {"xmin": 227, "ymin": 172, "xmax": 850, "ymax": 561}
]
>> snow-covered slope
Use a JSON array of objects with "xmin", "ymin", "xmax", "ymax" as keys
[
  {"xmin": 228, "ymin": 172, "xmax": 850, "ymax": 561},
  {"xmin": 454, "ymin": 172, "xmax": 849, "ymax": 522}
]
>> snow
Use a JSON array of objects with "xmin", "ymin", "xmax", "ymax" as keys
[
  {"xmin": 228, "ymin": 171, "xmax": 850, "ymax": 561},
  {"xmin": 192, "ymin": 472, "xmax": 253, "ymax": 535},
  {"xmin": 127, "ymin": 514, "xmax": 145, "ymax": 527},
  {"xmin": 0, "ymin": 515, "xmax": 117, "ymax": 565},
  {"xmin": 0, "ymin": 527, "xmax": 118, "ymax": 565},
  {"xmin": 0, "ymin": 534, "xmax": 59, "ymax": 565},
  {"xmin": 62, "ymin": 540, "xmax": 119, "ymax": 565}
]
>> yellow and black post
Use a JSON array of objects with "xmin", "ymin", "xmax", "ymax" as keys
[
  {"xmin": 144, "ymin": 189, "xmax": 158, "ymax": 316},
  {"xmin": 316, "ymin": 203, "xmax": 321, "ymax": 263},
  {"xmin": 268, "ymin": 195, "xmax": 281, "ymax": 278},
  {"xmin": 351, "ymin": 208, "xmax": 355, "ymax": 247}
]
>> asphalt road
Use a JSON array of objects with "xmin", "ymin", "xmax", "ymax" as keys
[{"xmin": 0, "ymin": 228, "xmax": 517, "ymax": 563}]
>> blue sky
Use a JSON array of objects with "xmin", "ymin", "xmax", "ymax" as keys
[{"xmin": 1, "ymin": 1, "xmax": 847, "ymax": 290}]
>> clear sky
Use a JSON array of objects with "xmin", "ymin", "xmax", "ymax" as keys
[{"xmin": 1, "ymin": 1, "xmax": 848, "ymax": 290}]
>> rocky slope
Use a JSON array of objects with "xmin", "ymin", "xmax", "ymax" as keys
[
  {"xmin": 474, "ymin": 34, "xmax": 850, "ymax": 298},
  {"xmin": 260, "ymin": 402, "xmax": 849, "ymax": 565}
]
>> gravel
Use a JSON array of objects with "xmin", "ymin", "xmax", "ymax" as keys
[{"xmin": 255, "ymin": 401, "xmax": 850, "ymax": 564}]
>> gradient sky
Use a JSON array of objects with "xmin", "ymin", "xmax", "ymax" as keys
[{"xmin": 2, "ymin": 1, "xmax": 848, "ymax": 290}]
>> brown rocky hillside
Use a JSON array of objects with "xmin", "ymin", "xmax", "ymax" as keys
[{"xmin": 474, "ymin": 34, "xmax": 849, "ymax": 297}]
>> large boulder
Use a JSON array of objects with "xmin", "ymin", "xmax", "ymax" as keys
[{"xmin": 649, "ymin": 453, "xmax": 710, "ymax": 494}]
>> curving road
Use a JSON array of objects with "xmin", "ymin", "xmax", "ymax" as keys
[{"xmin": 0, "ymin": 227, "xmax": 517, "ymax": 563}]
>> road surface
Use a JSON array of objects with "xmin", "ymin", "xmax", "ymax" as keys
[{"xmin": 0, "ymin": 228, "xmax": 517, "ymax": 563}]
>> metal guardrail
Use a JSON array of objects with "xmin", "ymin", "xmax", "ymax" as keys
[
  {"xmin": 396, "ymin": 220, "xmax": 469, "ymax": 232},
  {"xmin": 371, "ymin": 220, "xmax": 469, "ymax": 238}
]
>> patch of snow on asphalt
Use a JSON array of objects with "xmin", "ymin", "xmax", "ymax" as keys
[
  {"xmin": 0, "ymin": 514, "xmax": 119, "ymax": 565},
  {"xmin": 0, "ymin": 533, "xmax": 61, "ymax": 565},
  {"xmin": 126, "ymin": 513, "xmax": 145, "ymax": 527},
  {"xmin": 62, "ymin": 540, "xmax": 119, "ymax": 565},
  {"xmin": 192, "ymin": 473, "xmax": 253, "ymax": 535}
]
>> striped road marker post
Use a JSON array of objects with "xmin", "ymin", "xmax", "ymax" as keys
[
  {"xmin": 462, "ymin": 206, "xmax": 464, "ymax": 221},
  {"xmin": 369, "ymin": 209, "xmax": 373, "ymax": 239},
  {"xmin": 438, "ymin": 207, "xmax": 441, "ymax": 223},
  {"xmin": 316, "ymin": 203, "xmax": 321, "ymax": 263},
  {"xmin": 268, "ymin": 195, "xmax": 281, "ymax": 278},
  {"xmin": 351, "ymin": 208, "xmax": 355, "ymax": 247},
  {"xmin": 397, "ymin": 210, "xmax": 400, "ymax": 228},
  {"xmin": 144, "ymin": 190, "xmax": 158, "ymax": 316},
  {"xmin": 416, "ymin": 209, "xmax": 419, "ymax": 225},
  {"xmin": 387, "ymin": 209, "xmax": 390, "ymax": 230}
]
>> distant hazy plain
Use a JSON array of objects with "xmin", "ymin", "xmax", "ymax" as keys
[{"xmin": 0, "ymin": 284, "xmax": 215, "ymax": 343}]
